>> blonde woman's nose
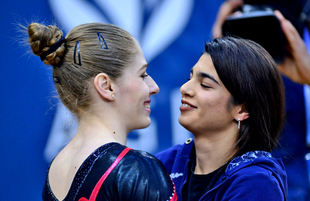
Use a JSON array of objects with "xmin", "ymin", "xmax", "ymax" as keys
[{"xmin": 147, "ymin": 76, "xmax": 160, "ymax": 95}]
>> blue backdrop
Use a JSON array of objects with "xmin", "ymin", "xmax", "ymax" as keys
[{"xmin": 0, "ymin": 0, "xmax": 308, "ymax": 200}]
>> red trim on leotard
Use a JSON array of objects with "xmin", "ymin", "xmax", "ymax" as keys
[{"xmin": 79, "ymin": 147, "xmax": 132, "ymax": 201}]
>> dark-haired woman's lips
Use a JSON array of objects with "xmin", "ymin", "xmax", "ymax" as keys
[{"xmin": 180, "ymin": 100, "xmax": 197, "ymax": 111}]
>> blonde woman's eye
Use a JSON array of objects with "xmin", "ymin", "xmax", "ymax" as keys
[{"xmin": 141, "ymin": 73, "xmax": 149, "ymax": 79}]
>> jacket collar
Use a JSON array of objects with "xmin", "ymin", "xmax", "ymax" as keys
[{"xmin": 225, "ymin": 151, "xmax": 272, "ymax": 172}]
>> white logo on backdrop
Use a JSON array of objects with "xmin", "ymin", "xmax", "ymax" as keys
[{"xmin": 44, "ymin": 0, "xmax": 193, "ymax": 161}]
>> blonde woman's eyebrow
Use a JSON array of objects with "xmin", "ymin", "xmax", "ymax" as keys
[{"xmin": 138, "ymin": 63, "xmax": 148, "ymax": 72}]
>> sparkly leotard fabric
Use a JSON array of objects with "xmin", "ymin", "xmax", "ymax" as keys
[{"xmin": 42, "ymin": 142, "xmax": 176, "ymax": 201}]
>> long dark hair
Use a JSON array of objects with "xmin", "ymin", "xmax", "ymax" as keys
[{"xmin": 205, "ymin": 37, "xmax": 285, "ymax": 156}]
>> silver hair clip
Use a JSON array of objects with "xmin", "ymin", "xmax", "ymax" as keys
[
  {"xmin": 97, "ymin": 32, "xmax": 108, "ymax": 49},
  {"xmin": 74, "ymin": 41, "xmax": 81, "ymax": 66}
]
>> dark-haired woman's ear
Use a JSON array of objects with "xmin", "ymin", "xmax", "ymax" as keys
[
  {"xmin": 93, "ymin": 73, "xmax": 115, "ymax": 101},
  {"xmin": 235, "ymin": 104, "xmax": 249, "ymax": 121}
]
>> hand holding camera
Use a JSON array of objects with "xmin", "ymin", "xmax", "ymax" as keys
[
  {"xmin": 212, "ymin": 0, "xmax": 310, "ymax": 85},
  {"xmin": 274, "ymin": 10, "xmax": 310, "ymax": 85}
]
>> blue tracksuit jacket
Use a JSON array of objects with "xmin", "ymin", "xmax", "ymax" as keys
[{"xmin": 156, "ymin": 138, "xmax": 288, "ymax": 201}]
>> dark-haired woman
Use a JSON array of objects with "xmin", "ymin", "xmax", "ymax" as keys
[
  {"xmin": 27, "ymin": 22, "xmax": 177, "ymax": 201},
  {"xmin": 156, "ymin": 37, "xmax": 287, "ymax": 201}
]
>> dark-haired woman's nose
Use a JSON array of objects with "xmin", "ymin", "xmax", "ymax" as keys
[{"xmin": 180, "ymin": 79, "xmax": 194, "ymax": 97}]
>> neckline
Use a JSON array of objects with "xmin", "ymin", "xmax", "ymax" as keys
[{"xmin": 46, "ymin": 142, "xmax": 121, "ymax": 200}]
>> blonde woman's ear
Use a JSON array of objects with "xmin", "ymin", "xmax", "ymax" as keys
[{"xmin": 93, "ymin": 73, "xmax": 115, "ymax": 101}]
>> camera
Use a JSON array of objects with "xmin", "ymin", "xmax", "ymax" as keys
[{"xmin": 222, "ymin": 4, "xmax": 286, "ymax": 63}]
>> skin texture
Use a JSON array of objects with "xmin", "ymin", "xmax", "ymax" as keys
[
  {"xmin": 179, "ymin": 54, "xmax": 237, "ymax": 136},
  {"xmin": 179, "ymin": 54, "xmax": 249, "ymax": 174},
  {"xmin": 113, "ymin": 44, "xmax": 159, "ymax": 133},
  {"xmin": 212, "ymin": 0, "xmax": 310, "ymax": 86}
]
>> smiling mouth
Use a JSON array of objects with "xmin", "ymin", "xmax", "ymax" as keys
[
  {"xmin": 181, "ymin": 100, "xmax": 197, "ymax": 108},
  {"xmin": 143, "ymin": 100, "xmax": 151, "ymax": 112},
  {"xmin": 180, "ymin": 100, "xmax": 197, "ymax": 111}
]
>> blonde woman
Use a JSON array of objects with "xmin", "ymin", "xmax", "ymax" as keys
[{"xmin": 27, "ymin": 22, "xmax": 177, "ymax": 201}]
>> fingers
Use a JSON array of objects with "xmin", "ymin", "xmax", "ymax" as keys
[
  {"xmin": 212, "ymin": 0, "xmax": 243, "ymax": 38},
  {"xmin": 274, "ymin": 10, "xmax": 300, "ymax": 47},
  {"xmin": 275, "ymin": 10, "xmax": 310, "ymax": 85},
  {"xmin": 275, "ymin": 10, "xmax": 308, "ymax": 59}
]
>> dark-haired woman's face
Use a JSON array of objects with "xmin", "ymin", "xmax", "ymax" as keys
[{"xmin": 179, "ymin": 54, "xmax": 239, "ymax": 136}]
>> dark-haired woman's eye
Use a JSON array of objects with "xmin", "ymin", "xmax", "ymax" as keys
[{"xmin": 201, "ymin": 84, "xmax": 211, "ymax": 89}]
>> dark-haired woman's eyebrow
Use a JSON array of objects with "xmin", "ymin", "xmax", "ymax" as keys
[{"xmin": 196, "ymin": 71, "xmax": 220, "ymax": 85}]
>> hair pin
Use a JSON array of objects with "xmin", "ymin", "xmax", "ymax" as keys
[
  {"xmin": 97, "ymin": 32, "xmax": 108, "ymax": 49},
  {"xmin": 53, "ymin": 76, "xmax": 60, "ymax": 84},
  {"xmin": 74, "ymin": 41, "xmax": 82, "ymax": 66}
]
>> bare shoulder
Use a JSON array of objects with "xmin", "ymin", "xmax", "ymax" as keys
[{"xmin": 48, "ymin": 143, "xmax": 90, "ymax": 200}]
